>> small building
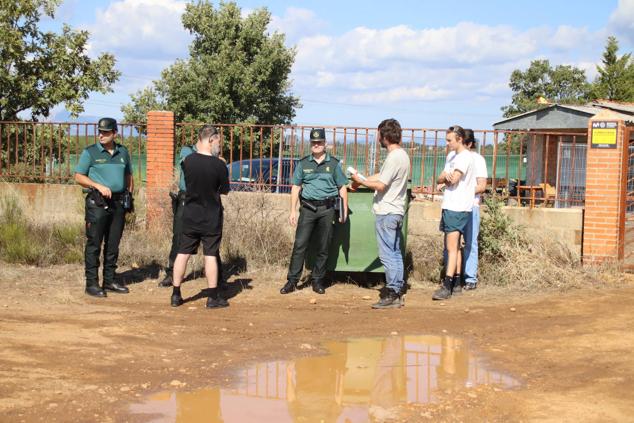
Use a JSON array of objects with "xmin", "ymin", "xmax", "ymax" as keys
[{"xmin": 492, "ymin": 100, "xmax": 634, "ymax": 208}]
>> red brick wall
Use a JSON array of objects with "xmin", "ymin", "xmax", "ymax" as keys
[
  {"xmin": 146, "ymin": 111, "xmax": 175, "ymax": 227},
  {"xmin": 582, "ymin": 119, "xmax": 627, "ymax": 264}
]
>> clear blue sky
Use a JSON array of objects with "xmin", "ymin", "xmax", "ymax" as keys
[{"xmin": 42, "ymin": 0, "xmax": 634, "ymax": 129}]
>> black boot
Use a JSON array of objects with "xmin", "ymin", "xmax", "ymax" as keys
[
  {"xmin": 312, "ymin": 279, "xmax": 326, "ymax": 295},
  {"xmin": 452, "ymin": 274, "xmax": 463, "ymax": 295},
  {"xmin": 206, "ymin": 287, "xmax": 229, "ymax": 308},
  {"xmin": 158, "ymin": 273, "xmax": 173, "ymax": 288},
  {"xmin": 171, "ymin": 286, "xmax": 183, "ymax": 307},
  {"xmin": 280, "ymin": 280, "xmax": 297, "ymax": 294},
  {"xmin": 103, "ymin": 281, "xmax": 129, "ymax": 294},
  {"xmin": 85, "ymin": 280, "xmax": 106, "ymax": 298},
  {"xmin": 432, "ymin": 276, "xmax": 453, "ymax": 300}
]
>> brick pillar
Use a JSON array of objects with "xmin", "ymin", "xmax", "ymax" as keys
[
  {"xmin": 146, "ymin": 111, "xmax": 175, "ymax": 228},
  {"xmin": 582, "ymin": 111, "xmax": 628, "ymax": 264}
]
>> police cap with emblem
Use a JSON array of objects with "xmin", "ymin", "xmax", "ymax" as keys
[
  {"xmin": 98, "ymin": 117, "xmax": 118, "ymax": 132},
  {"xmin": 310, "ymin": 128, "xmax": 326, "ymax": 142}
]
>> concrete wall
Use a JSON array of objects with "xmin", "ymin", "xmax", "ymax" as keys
[{"xmin": 2, "ymin": 183, "xmax": 582, "ymax": 256}]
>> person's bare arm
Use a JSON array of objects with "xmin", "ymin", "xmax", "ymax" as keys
[
  {"xmin": 74, "ymin": 173, "xmax": 112, "ymax": 199},
  {"xmin": 338, "ymin": 185, "xmax": 348, "ymax": 223},
  {"xmin": 125, "ymin": 173, "xmax": 134, "ymax": 193},
  {"xmin": 475, "ymin": 177, "xmax": 487, "ymax": 194},
  {"xmin": 445, "ymin": 169, "xmax": 464, "ymax": 187},
  {"xmin": 350, "ymin": 173, "xmax": 387, "ymax": 192},
  {"xmin": 289, "ymin": 185, "xmax": 301, "ymax": 226}
]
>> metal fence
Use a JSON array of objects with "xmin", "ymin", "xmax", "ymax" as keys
[
  {"xmin": 1, "ymin": 120, "xmax": 587, "ymax": 208},
  {"xmin": 0, "ymin": 121, "xmax": 146, "ymax": 184}
]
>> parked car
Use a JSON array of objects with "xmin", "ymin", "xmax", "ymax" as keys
[{"xmin": 227, "ymin": 158, "xmax": 298, "ymax": 193}]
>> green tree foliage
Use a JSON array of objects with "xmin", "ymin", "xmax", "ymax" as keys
[
  {"xmin": 0, "ymin": 0, "xmax": 120, "ymax": 120},
  {"xmin": 502, "ymin": 60, "xmax": 591, "ymax": 117},
  {"xmin": 122, "ymin": 1, "xmax": 300, "ymax": 126},
  {"xmin": 591, "ymin": 36, "xmax": 634, "ymax": 101}
]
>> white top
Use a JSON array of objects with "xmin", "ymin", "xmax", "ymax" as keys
[
  {"xmin": 472, "ymin": 151, "xmax": 488, "ymax": 206},
  {"xmin": 441, "ymin": 150, "xmax": 475, "ymax": 212},
  {"xmin": 373, "ymin": 147, "xmax": 411, "ymax": 215}
]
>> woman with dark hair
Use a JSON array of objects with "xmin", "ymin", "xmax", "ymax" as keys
[{"xmin": 432, "ymin": 126, "xmax": 475, "ymax": 300}]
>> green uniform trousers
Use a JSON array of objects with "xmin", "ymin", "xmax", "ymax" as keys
[
  {"xmin": 84, "ymin": 195, "xmax": 126, "ymax": 285},
  {"xmin": 287, "ymin": 205, "xmax": 335, "ymax": 283}
]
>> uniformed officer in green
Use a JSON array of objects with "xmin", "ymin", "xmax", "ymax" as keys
[
  {"xmin": 74, "ymin": 118, "xmax": 134, "ymax": 297},
  {"xmin": 280, "ymin": 128, "xmax": 348, "ymax": 295}
]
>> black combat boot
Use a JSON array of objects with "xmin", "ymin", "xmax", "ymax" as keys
[
  {"xmin": 85, "ymin": 280, "xmax": 106, "ymax": 298},
  {"xmin": 103, "ymin": 281, "xmax": 129, "ymax": 294},
  {"xmin": 312, "ymin": 279, "xmax": 326, "ymax": 295},
  {"xmin": 432, "ymin": 276, "xmax": 453, "ymax": 300},
  {"xmin": 280, "ymin": 280, "xmax": 297, "ymax": 294},
  {"xmin": 158, "ymin": 273, "xmax": 173, "ymax": 288}
]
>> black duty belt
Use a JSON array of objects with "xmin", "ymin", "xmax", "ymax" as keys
[{"xmin": 301, "ymin": 196, "xmax": 337, "ymax": 207}]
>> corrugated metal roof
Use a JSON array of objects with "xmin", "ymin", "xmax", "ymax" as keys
[
  {"xmin": 591, "ymin": 100, "xmax": 634, "ymax": 114},
  {"xmin": 493, "ymin": 102, "xmax": 634, "ymax": 128}
]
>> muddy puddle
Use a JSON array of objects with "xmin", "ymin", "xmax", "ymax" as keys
[{"xmin": 130, "ymin": 335, "xmax": 519, "ymax": 422}]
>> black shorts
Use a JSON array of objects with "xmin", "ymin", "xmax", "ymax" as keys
[{"xmin": 178, "ymin": 230, "xmax": 221, "ymax": 256}]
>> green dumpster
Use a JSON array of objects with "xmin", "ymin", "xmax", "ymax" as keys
[{"xmin": 308, "ymin": 187, "xmax": 409, "ymax": 273}]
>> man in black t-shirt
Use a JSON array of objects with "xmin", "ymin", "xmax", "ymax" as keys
[{"xmin": 170, "ymin": 125, "xmax": 230, "ymax": 309}]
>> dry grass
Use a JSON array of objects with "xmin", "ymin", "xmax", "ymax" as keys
[
  {"xmin": 1, "ymin": 183, "xmax": 625, "ymax": 291},
  {"xmin": 406, "ymin": 197, "xmax": 624, "ymax": 292},
  {"xmin": 222, "ymin": 191, "xmax": 293, "ymax": 269}
]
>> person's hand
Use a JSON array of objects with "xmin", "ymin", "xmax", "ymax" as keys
[
  {"xmin": 289, "ymin": 210, "xmax": 298, "ymax": 227},
  {"xmin": 339, "ymin": 208, "xmax": 348, "ymax": 224},
  {"xmin": 436, "ymin": 183, "xmax": 445, "ymax": 192},
  {"xmin": 350, "ymin": 173, "xmax": 362, "ymax": 184},
  {"xmin": 95, "ymin": 183, "xmax": 112, "ymax": 199}
]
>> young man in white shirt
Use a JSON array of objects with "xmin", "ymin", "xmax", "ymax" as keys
[
  {"xmin": 432, "ymin": 125, "xmax": 475, "ymax": 300},
  {"xmin": 351, "ymin": 118, "xmax": 411, "ymax": 308},
  {"xmin": 463, "ymin": 129, "xmax": 488, "ymax": 290}
]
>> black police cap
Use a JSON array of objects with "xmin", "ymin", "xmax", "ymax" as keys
[
  {"xmin": 310, "ymin": 128, "xmax": 326, "ymax": 142},
  {"xmin": 98, "ymin": 117, "xmax": 117, "ymax": 132}
]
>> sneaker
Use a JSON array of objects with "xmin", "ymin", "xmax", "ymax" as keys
[
  {"xmin": 206, "ymin": 297, "xmax": 229, "ymax": 309},
  {"xmin": 280, "ymin": 280, "xmax": 296, "ymax": 295},
  {"xmin": 371, "ymin": 292, "xmax": 402, "ymax": 309},
  {"xmin": 170, "ymin": 294, "xmax": 183, "ymax": 307},
  {"xmin": 464, "ymin": 282, "xmax": 477, "ymax": 290},
  {"xmin": 452, "ymin": 283, "xmax": 462, "ymax": 295},
  {"xmin": 159, "ymin": 274, "xmax": 173, "ymax": 288},
  {"xmin": 432, "ymin": 286, "xmax": 452, "ymax": 301}
]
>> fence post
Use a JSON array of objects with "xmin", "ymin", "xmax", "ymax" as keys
[
  {"xmin": 582, "ymin": 110, "xmax": 628, "ymax": 265},
  {"xmin": 146, "ymin": 111, "xmax": 175, "ymax": 228}
]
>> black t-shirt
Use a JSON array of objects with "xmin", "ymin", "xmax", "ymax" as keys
[{"xmin": 181, "ymin": 153, "xmax": 229, "ymax": 234}]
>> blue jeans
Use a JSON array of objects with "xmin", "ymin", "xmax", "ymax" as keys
[
  {"xmin": 375, "ymin": 214, "xmax": 404, "ymax": 294},
  {"xmin": 463, "ymin": 205, "xmax": 480, "ymax": 284}
]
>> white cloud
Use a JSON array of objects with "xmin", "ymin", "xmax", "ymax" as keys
[
  {"xmin": 86, "ymin": 0, "xmax": 190, "ymax": 60},
  {"xmin": 269, "ymin": 7, "xmax": 326, "ymax": 45},
  {"xmin": 609, "ymin": 0, "xmax": 634, "ymax": 44},
  {"xmin": 294, "ymin": 22, "xmax": 541, "ymax": 73},
  {"xmin": 349, "ymin": 86, "xmax": 450, "ymax": 104}
]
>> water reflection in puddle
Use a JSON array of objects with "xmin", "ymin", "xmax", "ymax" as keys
[{"xmin": 130, "ymin": 335, "xmax": 519, "ymax": 422}]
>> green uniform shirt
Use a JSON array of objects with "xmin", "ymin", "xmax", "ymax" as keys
[
  {"xmin": 177, "ymin": 145, "xmax": 197, "ymax": 192},
  {"xmin": 74, "ymin": 142, "xmax": 132, "ymax": 194},
  {"xmin": 291, "ymin": 153, "xmax": 348, "ymax": 200}
]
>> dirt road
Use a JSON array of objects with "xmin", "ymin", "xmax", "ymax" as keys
[{"xmin": 1, "ymin": 263, "xmax": 633, "ymax": 422}]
